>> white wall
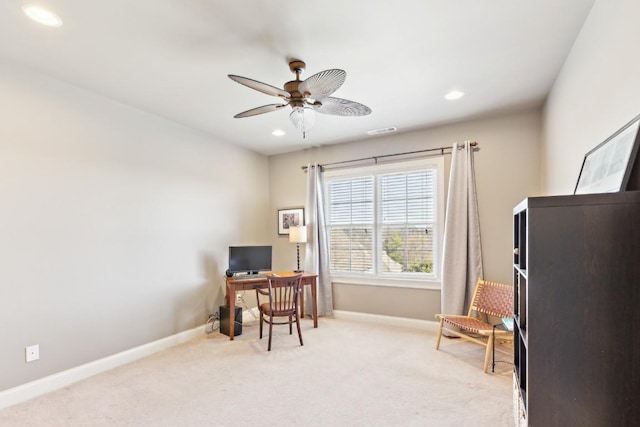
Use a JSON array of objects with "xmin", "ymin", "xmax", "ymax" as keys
[
  {"xmin": 269, "ymin": 110, "xmax": 541, "ymax": 320},
  {"xmin": 542, "ymin": 0, "xmax": 640, "ymax": 194},
  {"xmin": 0, "ymin": 61, "xmax": 269, "ymax": 391}
]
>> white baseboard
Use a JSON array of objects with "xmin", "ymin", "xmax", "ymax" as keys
[
  {"xmin": 332, "ymin": 310, "xmax": 440, "ymax": 331},
  {"xmin": 0, "ymin": 325, "xmax": 206, "ymax": 411}
]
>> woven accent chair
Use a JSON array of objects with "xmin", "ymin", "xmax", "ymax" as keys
[
  {"xmin": 435, "ymin": 278, "xmax": 514, "ymax": 373},
  {"xmin": 255, "ymin": 273, "xmax": 304, "ymax": 351}
]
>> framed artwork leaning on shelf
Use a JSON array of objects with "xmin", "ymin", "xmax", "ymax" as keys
[
  {"xmin": 575, "ymin": 113, "xmax": 640, "ymax": 195},
  {"xmin": 278, "ymin": 207, "xmax": 304, "ymax": 235}
]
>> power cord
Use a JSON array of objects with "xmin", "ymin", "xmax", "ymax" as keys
[
  {"xmin": 205, "ymin": 311, "xmax": 220, "ymax": 334},
  {"xmin": 236, "ymin": 292, "xmax": 259, "ymax": 320}
]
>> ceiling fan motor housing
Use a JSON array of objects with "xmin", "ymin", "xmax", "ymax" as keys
[{"xmin": 284, "ymin": 80, "xmax": 304, "ymax": 107}]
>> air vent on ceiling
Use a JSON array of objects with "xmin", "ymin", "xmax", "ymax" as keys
[{"xmin": 367, "ymin": 127, "xmax": 397, "ymax": 136}]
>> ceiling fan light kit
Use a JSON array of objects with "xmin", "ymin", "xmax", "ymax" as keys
[
  {"xmin": 228, "ymin": 60, "xmax": 371, "ymax": 138},
  {"xmin": 289, "ymin": 107, "xmax": 316, "ymax": 138}
]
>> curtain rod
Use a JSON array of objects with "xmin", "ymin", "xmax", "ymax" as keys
[{"xmin": 301, "ymin": 141, "xmax": 478, "ymax": 171}]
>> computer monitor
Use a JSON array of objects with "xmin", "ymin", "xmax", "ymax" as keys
[{"xmin": 228, "ymin": 246, "xmax": 272, "ymax": 275}]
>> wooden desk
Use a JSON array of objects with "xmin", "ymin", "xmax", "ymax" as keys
[{"xmin": 224, "ymin": 272, "xmax": 318, "ymax": 340}]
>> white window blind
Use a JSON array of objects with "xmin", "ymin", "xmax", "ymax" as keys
[
  {"xmin": 378, "ymin": 170, "xmax": 435, "ymax": 274},
  {"xmin": 327, "ymin": 177, "xmax": 374, "ymax": 272}
]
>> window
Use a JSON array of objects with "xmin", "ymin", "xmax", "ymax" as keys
[{"xmin": 324, "ymin": 158, "xmax": 444, "ymax": 288}]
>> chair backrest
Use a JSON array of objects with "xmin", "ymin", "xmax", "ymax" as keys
[
  {"xmin": 266, "ymin": 273, "xmax": 303, "ymax": 314},
  {"xmin": 468, "ymin": 279, "xmax": 513, "ymax": 319}
]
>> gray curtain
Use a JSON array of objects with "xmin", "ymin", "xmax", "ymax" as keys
[
  {"xmin": 304, "ymin": 163, "xmax": 333, "ymax": 316},
  {"xmin": 440, "ymin": 141, "xmax": 483, "ymax": 315}
]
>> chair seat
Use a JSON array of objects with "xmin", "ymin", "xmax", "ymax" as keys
[
  {"xmin": 437, "ymin": 314, "xmax": 509, "ymax": 336},
  {"xmin": 259, "ymin": 302, "xmax": 295, "ymax": 316}
]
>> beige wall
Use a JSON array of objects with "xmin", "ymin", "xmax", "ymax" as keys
[
  {"xmin": 269, "ymin": 110, "xmax": 541, "ymax": 320},
  {"xmin": 542, "ymin": 0, "xmax": 640, "ymax": 194},
  {"xmin": 0, "ymin": 61, "xmax": 270, "ymax": 391}
]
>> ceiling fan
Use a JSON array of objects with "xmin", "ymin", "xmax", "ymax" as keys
[{"xmin": 228, "ymin": 60, "xmax": 371, "ymax": 138}]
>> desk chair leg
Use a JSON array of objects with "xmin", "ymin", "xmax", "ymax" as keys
[
  {"xmin": 267, "ymin": 316, "xmax": 274, "ymax": 351},
  {"xmin": 296, "ymin": 311, "xmax": 303, "ymax": 346},
  {"xmin": 259, "ymin": 312, "xmax": 263, "ymax": 339}
]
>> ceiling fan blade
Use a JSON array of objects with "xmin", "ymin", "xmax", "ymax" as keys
[
  {"xmin": 234, "ymin": 103, "xmax": 287, "ymax": 118},
  {"xmin": 298, "ymin": 69, "xmax": 346, "ymax": 100},
  {"xmin": 228, "ymin": 75, "xmax": 290, "ymax": 98},
  {"xmin": 312, "ymin": 97, "xmax": 372, "ymax": 116}
]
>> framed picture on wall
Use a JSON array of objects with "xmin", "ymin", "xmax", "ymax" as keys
[
  {"xmin": 574, "ymin": 113, "xmax": 640, "ymax": 195},
  {"xmin": 278, "ymin": 207, "xmax": 304, "ymax": 235}
]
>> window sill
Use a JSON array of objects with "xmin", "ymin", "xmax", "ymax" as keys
[{"xmin": 330, "ymin": 276, "xmax": 441, "ymax": 290}]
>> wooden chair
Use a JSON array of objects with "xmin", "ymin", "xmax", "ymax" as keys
[
  {"xmin": 435, "ymin": 279, "xmax": 513, "ymax": 373},
  {"xmin": 255, "ymin": 273, "xmax": 304, "ymax": 351}
]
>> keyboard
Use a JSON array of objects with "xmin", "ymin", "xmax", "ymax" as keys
[{"xmin": 234, "ymin": 273, "xmax": 266, "ymax": 279}]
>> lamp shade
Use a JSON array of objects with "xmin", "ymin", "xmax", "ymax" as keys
[{"xmin": 289, "ymin": 225, "xmax": 307, "ymax": 244}]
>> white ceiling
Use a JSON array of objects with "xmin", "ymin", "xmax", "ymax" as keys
[{"xmin": 0, "ymin": 1, "xmax": 595, "ymax": 156}]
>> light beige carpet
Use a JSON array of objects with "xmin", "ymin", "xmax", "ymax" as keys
[{"xmin": 0, "ymin": 317, "xmax": 514, "ymax": 426}]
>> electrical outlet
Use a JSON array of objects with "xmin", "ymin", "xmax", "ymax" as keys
[
  {"xmin": 235, "ymin": 293, "xmax": 242, "ymax": 304},
  {"xmin": 25, "ymin": 344, "xmax": 39, "ymax": 362}
]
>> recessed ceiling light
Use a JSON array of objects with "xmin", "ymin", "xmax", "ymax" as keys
[
  {"xmin": 21, "ymin": 4, "xmax": 63, "ymax": 27},
  {"xmin": 272, "ymin": 129, "xmax": 286, "ymax": 136},
  {"xmin": 444, "ymin": 90, "xmax": 464, "ymax": 100}
]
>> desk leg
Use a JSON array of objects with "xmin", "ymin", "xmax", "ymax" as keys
[
  {"xmin": 299, "ymin": 289, "xmax": 305, "ymax": 320},
  {"xmin": 312, "ymin": 279, "xmax": 318, "ymax": 328}
]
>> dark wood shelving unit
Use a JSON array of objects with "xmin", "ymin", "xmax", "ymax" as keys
[{"xmin": 513, "ymin": 191, "xmax": 640, "ymax": 426}]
